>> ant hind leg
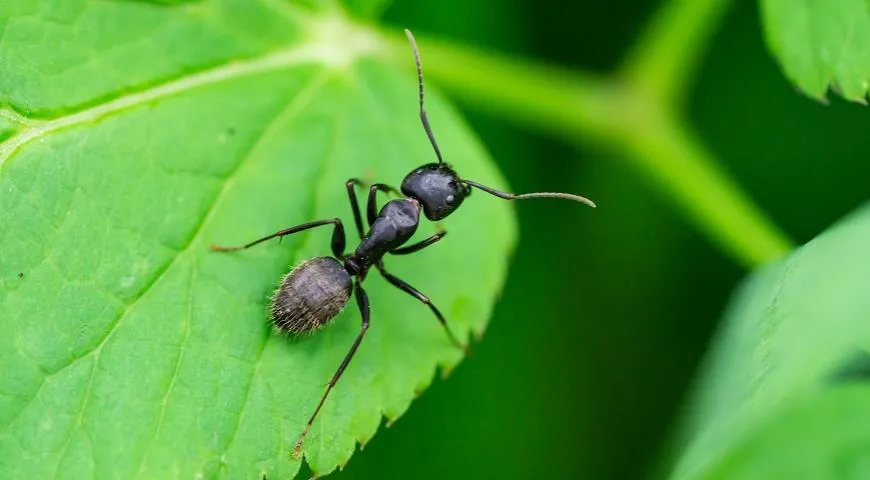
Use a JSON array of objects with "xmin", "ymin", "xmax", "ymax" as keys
[
  {"xmin": 376, "ymin": 264, "xmax": 467, "ymax": 353},
  {"xmin": 293, "ymin": 280, "xmax": 370, "ymax": 458},
  {"xmin": 211, "ymin": 218, "xmax": 347, "ymax": 258}
]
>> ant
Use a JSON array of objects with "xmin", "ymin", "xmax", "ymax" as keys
[{"xmin": 210, "ymin": 29, "xmax": 595, "ymax": 457}]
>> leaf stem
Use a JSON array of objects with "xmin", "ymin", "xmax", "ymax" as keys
[
  {"xmin": 621, "ymin": 107, "xmax": 794, "ymax": 268},
  {"xmin": 379, "ymin": 32, "xmax": 793, "ymax": 268},
  {"xmin": 621, "ymin": 0, "xmax": 735, "ymax": 106}
]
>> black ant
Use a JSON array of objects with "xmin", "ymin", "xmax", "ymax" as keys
[{"xmin": 210, "ymin": 29, "xmax": 595, "ymax": 457}]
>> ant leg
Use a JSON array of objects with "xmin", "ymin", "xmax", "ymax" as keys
[
  {"xmin": 294, "ymin": 280, "xmax": 370, "ymax": 458},
  {"xmin": 210, "ymin": 218, "xmax": 346, "ymax": 258},
  {"xmin": 375, "ymin": 264, "xmax": 467, "ymax": 353},
  {"xmin": 390, "ymin": 231, "xmax": 447, "ymax": 255},
  {"xmin": 367, "ymin": 183, "xmax": 399, "ymax": 226},
  {"xmin": 346, "ymin": 178, "xmax": 367, "ymax": 239}
]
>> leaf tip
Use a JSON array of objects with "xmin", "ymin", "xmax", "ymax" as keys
[
  {"xmin": 796, "ymin": 85, "xmax": 830, "ymax": 105},
  {"xmin": 473, "ymin": 323, "xmax": 488, "ymax": 342}
]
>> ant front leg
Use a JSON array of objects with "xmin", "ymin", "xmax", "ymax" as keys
[
  {"xmin": 367, "ymin": 183, "xmax": 399, "ymax": 226},
  {"xmin": 346, "ymin": 178, "xmax": 367, "ymax": 240},
  {"xmin": 375, "ymin": 264, "xmax": 467, "ymax": 353},
  {"xmin": 294, "ymin": 280, "xmax": 370, "ymax": 458},
  {"xmin": 210, "ymin": 218, "xmax": 347, "ymax": 258},
  {"xmin": 390, "ymin": 230, "xmax": 446, "ymax": 255}
]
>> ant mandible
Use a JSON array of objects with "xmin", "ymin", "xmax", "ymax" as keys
[{"xmin": 210, "ymin": 29, "xmax": 596, "ymax": 457}]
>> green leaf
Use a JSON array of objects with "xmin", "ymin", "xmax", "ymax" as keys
[
  {"xmin": 341, "ymin": 0, "xmax": 392, "ymax": 19},
  {"xmin": 0, "ymin": 113, "xmax": 19, "ymax": 142},
  {"xmin": 670, "ymin": 202, "xmax": 870, "ymax": 479},
  {"xmin": 123, "ymin": 0, "xmax": 201, "ymax": 5},
  {"xmin": 761, "ymin": 0, "xmax": 870, "ymax": 102},
  {"xmin": 0, "ymin": 1, "xmax": 516, "ymax": 478},
  {"xmin": 692, "ymin": 385, "xmax": 870, "ymax": 478}
]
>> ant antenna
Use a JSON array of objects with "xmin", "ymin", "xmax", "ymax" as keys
[
  {"xmin": 405, "ymin": 29, "xmax": 444, "ymax": 164},
  {"xmin": 463, "ymin": 180, "xmax": 597, "ymax": 208}
]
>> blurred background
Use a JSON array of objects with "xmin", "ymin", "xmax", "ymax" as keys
[{"xmin": 318, "ymin": 0, "xmax": 870, "ymax": 478}]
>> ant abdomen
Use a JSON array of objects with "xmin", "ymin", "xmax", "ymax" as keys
[{"xmin": 270, "ymin": 257, "xmax": 352, "ymax": 335}]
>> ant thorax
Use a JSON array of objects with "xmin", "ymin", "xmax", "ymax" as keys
[{"xmin": 353, "ymin": 198, "xmax": 421, "ymax": 262}]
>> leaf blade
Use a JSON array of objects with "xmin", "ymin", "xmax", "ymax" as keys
[
  {"xmin": 671, "ymin": 202, "xmax": 870, "ymax": 478},
  {"xmin": 762, "ymin": 0, "xmax": 870, "ymax": 102},
  {"xmin": 0, "ymin": 2, "xmax": 517, "ymax": 478}
]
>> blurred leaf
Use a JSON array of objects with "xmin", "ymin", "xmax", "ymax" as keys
[
  {"xmin": 0, "ymin": 115, "xmax": 17, "ymax": 142},
  {"xmin": 127, "ymin": 0, "xmax": 200, "ymax": 5},
  {"xmin": 0, "ymin": 1, "xmax": 515, "ymax": 478},
  {"xmin": 762, "ymin": 0, "xmax": 870, "ymax": 102},
  {"xmin": 671, "ymin": 202, "xmax": 870, "ymax": 479},
  {"xmin": 700, "ymin": 385, "xmax": 870, "ymax": 478},
  {"xmin": 342, "ymin": 0, "xmax": 393, "ymax": 19}
]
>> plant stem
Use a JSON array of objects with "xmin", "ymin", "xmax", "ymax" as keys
[
  {"xmin": 621, "ymin": 107, "xmax": 793, "ymax": 268},
  {"xmin": 379, "ymin": 33, "xmax": 793, "ymax": 268},
  {"xmin": 621, "ymin": 0, "xmax": 735, "ymax": 106}
]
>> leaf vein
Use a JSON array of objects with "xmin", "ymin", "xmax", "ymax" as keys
[
  {"xmin": 213, "ymin": 76, "xmax": 346, "ymax": 471},
  {"xmin": 0, "ymin": 18, "xmax": 380, "ymax": 172},
  {"xmin": 132, "ymin": 263, "xmax": 195, "ymax": 477},
  {"xmin": 125, "ymin": 71, "xmax": 334, "ymax": 476},
  {"xmin": 41, "ymin": 69, "xmax": 332, "ymax": 479}
]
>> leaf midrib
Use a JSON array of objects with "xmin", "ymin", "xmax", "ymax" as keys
[{"xmin": 0, "ymin": 16, "xmax": 382, "ymax": 172}]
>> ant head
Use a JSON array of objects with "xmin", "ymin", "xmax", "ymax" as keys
[
  {"xmin": 400, "ymin": 29, "xmax": 596, "ymax": 218},
  {"xmin": 401, "ymin": 163, "xmax": 471, "ymax": 221}
]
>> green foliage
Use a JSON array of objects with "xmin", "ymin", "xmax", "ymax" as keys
[
  {"xmin": 0, "ymin": 114, "xmax": 18, "ymax": 142},
  {"xmin": 762, "ymin": 0, "xmax": 870, "ymax": 102},
  {"xmin": 125, "ymin": 0, "xmax": 201, "ymax": 5},
  {"xmin": 5, "ymin": 0, "xmax": 870, "ymax": 477},
  {"xmin": 671, "ymin": 202, "xmax": 870, "ymax": 479},
  {"xmin": 0, "ymin": 1, "xmax": 515, "ymax": 478},
  {"xmin": 341, "ymin": 0, "xmax": 392, "ymax": 19}
]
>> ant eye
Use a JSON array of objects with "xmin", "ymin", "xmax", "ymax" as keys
[{"xmin": 446, "ymin": 194, "xmax": 455, "ymax": 204}]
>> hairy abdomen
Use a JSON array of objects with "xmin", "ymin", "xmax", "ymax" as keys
[{"xmin": 270, "ymin": 257, "xmax": 352, "ymax": 335}]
